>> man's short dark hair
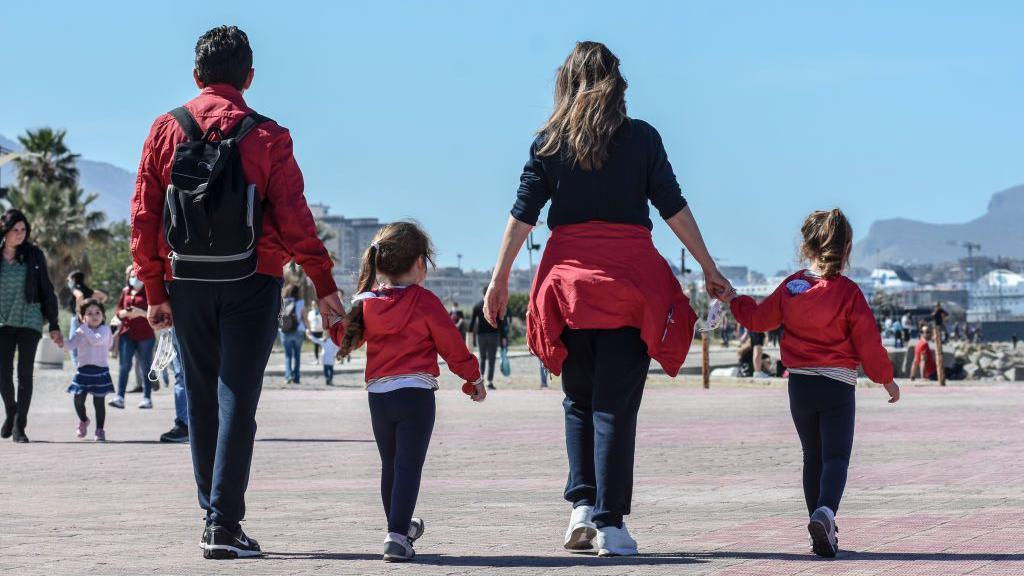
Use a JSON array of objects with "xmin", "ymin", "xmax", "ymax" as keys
[{"xmin": 195, "ymin": 26, "xmax": 253, "ymax": 90}]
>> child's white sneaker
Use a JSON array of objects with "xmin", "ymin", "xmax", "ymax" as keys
[
  {"xmin": 595, "ymin": 523, "xmax": 638, "ymax": 557},
  {"xmin": 407, "ymin": 517, "xmax": 425, "ymax": 542},
  {"xmin": 382, "ymin": 532, "xmax": 414, "ymax": 562},
  {"xmin": 808, "ymin": 506, "xmax": 838, "ymax": 558},
  {"xmin": 563, "ymin": 505, "xmax": 597, "ymax": 551},
  {"xmin": 138, "ymin": 398, "xmax": 153, "ymax": 409}
]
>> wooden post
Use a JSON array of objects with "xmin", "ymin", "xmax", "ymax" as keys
[
  {"xmin": 701, "ymin": 330, "xmax": 710, "ymax": 389},
  {"xmin": 933, "ymin": 321, "xmax": 946, "ymax": 386}
]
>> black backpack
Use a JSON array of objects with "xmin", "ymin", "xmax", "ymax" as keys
[{"xmin": 164, "ymin": 107, "xmax": 271, "ymax": 281}]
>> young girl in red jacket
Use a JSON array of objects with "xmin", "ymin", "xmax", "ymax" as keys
[
  {"xmin": 338, "ymin": 221, "xmax": 486, "ymax": 563},
  {"xmin": 723, "ymin": 208, "xmax": 900, "ymax": 558}
]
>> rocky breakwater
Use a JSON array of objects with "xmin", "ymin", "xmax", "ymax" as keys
[{"xmin": 952, "ymin": 342, "xmax": 1024, "ymax": 381}]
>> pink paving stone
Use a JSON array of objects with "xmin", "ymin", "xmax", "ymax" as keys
[{"xmin": 0, "ymin": 364, "xmax": 1023, "ymax": 575}]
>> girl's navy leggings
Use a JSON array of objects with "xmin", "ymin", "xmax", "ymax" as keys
[
  {"xmin": 788, "ymin": 373, "xmax": 856, "ymax": 515},
  {"xmin": 368, "ymin": 387, "xmax": 436, "ymax": 535}
]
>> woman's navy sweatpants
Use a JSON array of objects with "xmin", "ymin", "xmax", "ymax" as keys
[
  {"xmin": 788, "ymin": 372, "xmax": 856, "ymax": 515},
  {"xmin": 560, "ymin": 327, "xmax": 651, "ymax": 529},
  {"xmin": 368, "ymin": 387, "xmax": 436, "ymax": 535}
]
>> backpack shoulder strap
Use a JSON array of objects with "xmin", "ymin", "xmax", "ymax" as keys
[
  {"xmin": 168, "ymin": 107, "xmax": 204, "ymax": 142},
  {"xmin": 228, "ymin": 112, "xmax": 274, "ymax": 142}
]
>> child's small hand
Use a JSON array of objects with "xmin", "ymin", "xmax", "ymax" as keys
[{"xmin": 883, "ymin": 381, "xmax": 900, "ymax": 403}]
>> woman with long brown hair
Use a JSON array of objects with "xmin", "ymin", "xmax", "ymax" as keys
[
  {"xmin": 0, "ymin": 209, "xmax": 63, "ymax": 443},
  {"xmin": 484, "ymin": 41, "xmax": 731, "ymax": 556}
]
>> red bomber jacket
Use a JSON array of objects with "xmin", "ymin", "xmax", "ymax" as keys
[
  {"xmin": 730, "ymin": 270, "xmax": 894, "ymax": 384},
  {"xmin": 527, "ymin": 222, "xmax": 698, "ymax": 377},
  {"xmin": 356, "ymin": 284, "xmax": 481, "ymax": 385},
  {"xmin": 130, "ymin": 84, "xmax": 337, "ymax": 305}
]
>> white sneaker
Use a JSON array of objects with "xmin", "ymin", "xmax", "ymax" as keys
[
  {"xmin": 138, "ymin": 398, "xmax": 153, "ymax": 409},
  {"xmin": 407, "ymin": 517, "xmax": 425, "ymax": 542},
  {"xmin": 808, "ymin": 506, "xmax": 838, "ymax": 558},
  {"xmin": 108, "ymin": 396, "xmax": 125, "ymax": 409},
  {"xmin": 595, "ymin": 523, "xmax": 638, "ymax": 557},
  {"xmin": 563, "ymin": 505, "xmax": 597, "ymax": 551},
  {"xmin": 382, "ymin": 532, "xmax": 414, "ymax": 562}
]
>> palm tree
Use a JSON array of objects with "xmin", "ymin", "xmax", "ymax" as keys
[
  {"xmin": 283, "ymin": 219, "xmax": 339, "ymax": 301},
  {"xmin": 14, "ymin": 128, "xmax": 80, "ymax": 189},
  {"xmin": 5, "ymin": 181, "xmax": 107, "ymax": 282}
]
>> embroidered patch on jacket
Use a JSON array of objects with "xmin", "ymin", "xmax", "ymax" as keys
[{"xmin": 786, "ymin": 279, "xmax": 812, "ymax": 295}]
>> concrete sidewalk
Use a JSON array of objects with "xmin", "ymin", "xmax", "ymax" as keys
[{"xmin": 1, "ymin": 365, "xmax": 1022, "ymax": 575}]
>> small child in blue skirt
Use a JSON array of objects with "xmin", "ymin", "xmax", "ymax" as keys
[{"xmin": 65, "ymin": 298, "xmax": 114, "ymax": 441}]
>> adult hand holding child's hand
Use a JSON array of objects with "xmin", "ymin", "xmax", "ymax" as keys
[
  {"xmin": 148, "ymin": 302, "xmax": 173, "ymax": 330},
  {"xmin": 318, "ymin": 292, "xmax": 345, "ymax": 328},
  {"xmin": 884, "ymin": 381, "xmax": 900, "ymax": 403},
  {"xmin": 463, "ymin": 381, "xmax": 487, "ymax": 403}
]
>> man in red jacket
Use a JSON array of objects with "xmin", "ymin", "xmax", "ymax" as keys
[{"xmin": 130, "ymin": 26, "xmax": 343, "ymax": 559}]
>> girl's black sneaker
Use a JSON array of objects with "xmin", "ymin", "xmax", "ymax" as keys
[{"xmin": 202, "ymin": 525, "xmax": 262, "ymax": 559}]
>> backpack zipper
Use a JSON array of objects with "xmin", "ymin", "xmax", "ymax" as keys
[{"xmin": 169, "ymin": 248, "xmax": 255, "ymax": 262}]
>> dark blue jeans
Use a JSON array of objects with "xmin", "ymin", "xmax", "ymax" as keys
[
  {"xmin": 280, "ymin": 330, "xmax": 304, "ymax": 382},
  {"xmin": 117, "ymin": 336, "xmax": 154, "ymax": 399},
  {"xmin": 368, "ymin": 388, "xmax": 435, "ymax": 535},
  {"xmin": 169, "ymin": 274, "xmax": 281, "ymax": 532},
  {"xmin": 788, "ymin": 372, "xmax": 856, "ymax": 515},
  {"xmin": 170, "ymin": 329, "xmax": 188, "ymax": 427},
  {"xmin": 560, "ymin": 327, "xmax": 650, "ymax": 529}
]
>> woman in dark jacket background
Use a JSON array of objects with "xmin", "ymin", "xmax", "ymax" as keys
[{"xmin": 0, "ymin": 209, "xmax": 63, "ymax": 443}]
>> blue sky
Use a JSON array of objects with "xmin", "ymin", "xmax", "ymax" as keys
[{"xmin": 2, "ymin": 1, "xmax": 1022, "ymax": 274}]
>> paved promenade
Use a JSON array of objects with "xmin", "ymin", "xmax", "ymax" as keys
[{"xmin": 1, "ymin": 362, "xmax": 1022, "ymax": 575}]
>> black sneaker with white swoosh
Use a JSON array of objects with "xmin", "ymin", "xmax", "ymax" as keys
[{"xmin": 202, "ymin": 525, "xmax": 262, "ymax": 559}]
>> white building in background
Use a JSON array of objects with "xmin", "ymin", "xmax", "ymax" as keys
[
  {"xmin": 968, "ymin": 269, "xmax": 1024, "ymax": 322},
  {"xmin": 309, "ymin": 203, "xmax": 386, "ymax": 294},
  {"xmin": 424, "ymin": 267, "xmax": 491, "ymax": 307},
  {"xmin": 735, "ymin": 277, "xmax": 785, "ymax": 298},
  {"xmin": 869, "ymin": 267, "xmax": 917, "ymax": 293}
]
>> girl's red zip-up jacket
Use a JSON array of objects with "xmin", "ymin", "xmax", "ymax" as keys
[
  {"xmin": 130, "ymin": 84, "xmax": 337, "ymax": 305},
  {"xmin": 353, "ymin": 284, "xmax": 481, "ymax": 385},
  {"xmin": 730, "ymin": 270, "xmax": 894, "ymax": 384},
  {"xmin": 528, "ymin": 222, "xmax": 698, "ymax": 377}
]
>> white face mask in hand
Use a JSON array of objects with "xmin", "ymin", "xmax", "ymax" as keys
[
  {"xmin": 701, "ymin": 299, "xmax": 725, "ymax": 333},
  {"xmin": 148, "ymin": 330, "xmax": 177, "ymax": 382}
]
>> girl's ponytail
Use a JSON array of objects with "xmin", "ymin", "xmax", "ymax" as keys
[
  {"xmin": 339, "ymin": 243, "xmax": 379, "ymax": 357},
  {"xmin": 800, "ymin": 208, "xmax": 853, "ymax": 278}
]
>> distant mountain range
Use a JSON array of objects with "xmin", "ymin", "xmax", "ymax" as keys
[
  {"xmin": 3, "ymin": 133, "xmax": 1023, "ymax": 267},
  {"xmin": 852, "ymin": 185, "xmax": 1024, "ymax": 267},
  {"xmin": 0, "ymin": 134, "xmax": 133, "ymax": 222}
]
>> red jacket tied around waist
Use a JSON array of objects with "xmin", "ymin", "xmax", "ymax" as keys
[
  {"xmin": 527, "ymin": 222, "xmax": 697, "ymax": 377},
  {"xmin": 729, "ymin": 271, "xmax": 894, "ymax": 384},
  {"xmin": 355, "ymin": 284, "xmax": 481, "ymax": 385}
]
